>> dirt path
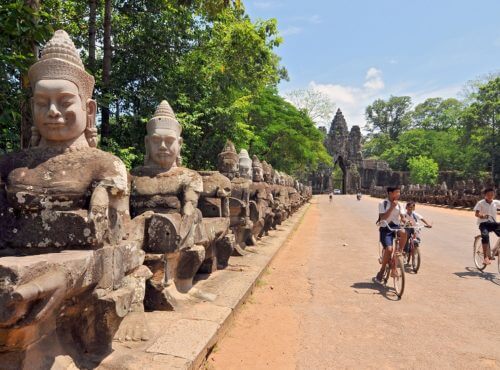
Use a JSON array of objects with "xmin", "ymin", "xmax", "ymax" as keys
[{"xmin": 207, "ymin": 195, "xmax": 500, "ymax": 369}]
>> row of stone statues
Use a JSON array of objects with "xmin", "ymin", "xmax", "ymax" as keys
[
  {"xmin": 369, "ymin": 180, "xmax": 491, "ymax": 208},
  {"xmin": 0, "ymin": 30, "xmax": 311, "ymax": 369}
]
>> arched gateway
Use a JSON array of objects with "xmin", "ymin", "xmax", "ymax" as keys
[{"xmin": 309, "ymin": 108, "xmax": 400, "ymax": 194}]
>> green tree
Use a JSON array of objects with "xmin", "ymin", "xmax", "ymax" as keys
[
  {"xmin": 411, "ymin": 97, "xmax": 463, "ymax": 130},
  {"xmin": 244, "ymin": 88, "xmax": 331, "ymax": 175},
  {"xmin": 285, "ymin": 88, "xmax": 335, "ymax": 127},
  {"xmin": 461, "ymin": 76, "xmax": 499, "ymax": 184},
  {"xmin": 377, "ymin": 129, "xmax": 463, "ymax": 171},
  {"xmin": 408, "ymin": 156, "xmax": 439, "ymax": 185},
  {"xmin": 365, "ymin": 96, "xmax": 412, "ymax": 140},
  {"xmin": 0, "ymin": 1, "xmax": 54, "ymax": 151}
]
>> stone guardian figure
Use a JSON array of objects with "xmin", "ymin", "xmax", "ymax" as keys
[
  {"xmin": 0, "ymin": 30, "xmax": 146, "ymax": 369},
  {"xmin": 130, "ymin": 101, "xmax": 206, "ymax": 310}
]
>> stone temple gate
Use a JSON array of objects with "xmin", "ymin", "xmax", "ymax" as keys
[{"xmin": 309, "ymin": 108, "xmax": 400, "ymax": 194}]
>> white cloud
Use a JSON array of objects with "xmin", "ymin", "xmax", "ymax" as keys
[
  {"xmin": 408, "ymin": 84, "xmax": 463, "ymax": 105},
  {"xmin": 291, "ymin": 14, "xmax": 322, "ymax": 24},
  {"xmin": 253, "ymin": 1, "xmax": 278, "ymax": 9},
  {"xmin": 305, "ymin": 67, "xmax": 386, "ymax": 127},
  {"xmin": 389, "ymin": 58, "xmax": 398, "ymax": 65},
  {"xmin": 363, "ymin": 67, "xmax": 384, "ymax": 90},
  {"xmin": 280, "ymin": 26, "xmax": 302, "ymax": 36},
  {"xmin": 287, "ymin": 68, "xmax": 462, "ymax": 130}
]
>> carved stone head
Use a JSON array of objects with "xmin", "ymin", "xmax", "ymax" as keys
[
  {"xmin": 217, "ymin": 140, "xmax": 239, "ymax": 179},
  {"xmin": 262, "ymin": 161, "xmax": 273, "ymax": 184},
  {"xmin": 28, "ymin": 30, "xmax": 97, "ymax": 148},
  {"xmin": 145, "ymin": 100, "xmax": 183, "ymax": 169},
  {"xmin": 238, "ymin": 149, "xmax": 252, "ymax": 180},
  {"xmin": 252, "ymin": 155, "xmax": 264, "ymax": 183}
]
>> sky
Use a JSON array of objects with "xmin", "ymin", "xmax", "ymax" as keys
[{"xmin": 244, "ymin": 0, "xmax": 500, "ymax": 128}]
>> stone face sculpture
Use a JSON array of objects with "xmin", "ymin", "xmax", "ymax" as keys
[
  {"xmin": 218, "ymin": 141, "xmax": 253, "ymax": 254},
  {"xmin": 238, "ymin": 149, "xmax": 253, "ymax": 180},
  {"xmin": 262, "ymin": 160, "xmax": 279, "ymax": 231},
  {"xmin": 0, "ymin": 30, "xmax": 146, "ymax": 368},
  {"xmin": 249, "ymin": 155, "xmax": 273, "ymax": 239},
  {"xmin": 130, "ymin": 100, "xmax": 205, "ymax": 310}
]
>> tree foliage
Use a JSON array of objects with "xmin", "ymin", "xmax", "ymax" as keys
[
  {"xmin": 408, "ymin": 156, "xmax": 438, "ymax": 185},
  {"xmin": 244, "ymin": 88, "xmax": 331, "ymax": 174},
  {"xmin": 362, "ymin": 75, "xmax": 499, "ymax": 185},
  {"xmin": 285, "ymin": 88, "xmax": 335, "ymax": 127},
  {"xmin": 0, "ymin": 0, "xmax": 329, "ymax": 175},
  {"xmin": 365, "ymin": 96, "xmax": 412, "ymax": 140}
]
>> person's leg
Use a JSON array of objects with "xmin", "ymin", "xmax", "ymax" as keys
[
  {"xmin": 398, "ymin": 229, "xmax": 408, "ymax": 254},
  {"xmin": 480, "ymin": 223, "xmax": 492, "ymax": 264},
  {"xmin": 377, "ymin": 228, "xmax": 394, "ymax": 281}
]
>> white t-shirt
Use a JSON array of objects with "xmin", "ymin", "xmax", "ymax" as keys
[
  {"xmin": 379, "ymin": 199, "xmax": 404, "ymax": 225},
  {"xmin": 405, "ymin": 211, "xmax": 423, "ymax": 225},
  {"xmin": 473, "ymin": 199, "xmax": 500, "ymax": 224}
]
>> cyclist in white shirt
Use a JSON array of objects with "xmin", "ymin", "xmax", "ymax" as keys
[
  {"xmin": 473, "ymin": 188, "xmax": 500, "ymax": 265},
  {"xmin": 403, "ymin": 201, "xmax": 432, "ymax": 252},
  {"xmin": 374, "ymin": 186, "xmax": 407, "ymax": 283}
]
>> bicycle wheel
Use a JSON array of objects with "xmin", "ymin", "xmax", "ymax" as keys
[
  {"xmin": 393, "ymin": 255, "xmax": 405, "ymax": 298},
  {"xmin": 411, "ymin": 246, "xmax": 421, "ymax": 273},
  {"xmin": 473, "ymin": 235, "xmax": 487, "ymax": 271}
]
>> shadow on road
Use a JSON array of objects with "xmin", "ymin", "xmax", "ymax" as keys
[
  {"xmin": 454, "ymin": 267, "xmax": 500, "ymax": 286},
  {"xmin": 351, "ymin": 281, "xmax": 400, "ymax": 301}
]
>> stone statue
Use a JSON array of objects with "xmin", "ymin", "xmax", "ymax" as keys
[
  {"xmin": 238, "ymin": 149, "xmax": 253, "ymax": 180},
  {"xmin": 262, "ymin": 160, "xmax": 280, "ymax": 230},
  {"xmin": 130, "ymin": 100, "xmax": 206, "ymax": 310},
  {"xmin": 196, "ymin": 169, "xmax": 235, "ymax": 271},
  {"xmin": 218, "ymin": 141, "xmax": 253, "ymax": 254},
  {"xmin": 249, "ymin": 155, "xmax": 273, "ymax": 239},
  {"xmin": 0, "ymin": 30, "xmax": 146, "ymax": 368}
]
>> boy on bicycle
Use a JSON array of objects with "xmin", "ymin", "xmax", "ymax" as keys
[
  {"xmin": 473, "ymin": 188, "xmax": 500, "ymax": 265},
  {"xmin": 374, "ymin": 186, "xmax": 407, "ymax": 283},
  {"xmin": 403, "ymin": 202, "xmax": 432, "ymax": 252}
]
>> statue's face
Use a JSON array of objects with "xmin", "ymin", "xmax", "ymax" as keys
[
  {"xmin": 219, "ymin": 157, "xmax": 239, "ymax": 178},
  {"xmin": 239, "ymin": 162, "xmax": 252, "ymax": 180},
  {"xmin": 263, "ymin": 169, "xmax": 273, "ymax": 183},
  {"xmin": 146, "ymin": 132, "xmax": 181, "ymax": 169},
  {"xmin": 33, "ymin": 79, "xmax": 88, "ymax": 143},
  {"xmin": 253, "ymin": 166, "xmax": 264, "ymax": 182}
]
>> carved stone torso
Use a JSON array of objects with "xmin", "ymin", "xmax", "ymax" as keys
[
  {"xmin": 130, "ymin": 166, "xmax": 202, "ymax": 216},
  {"xmin": 1, "ymin": 147, "xmax": 127, "ymax": 210},
  {"xmin": 0, "ymin": 147, "xmax": 128, "ymax": 249},
  {"xmin": 231, "ymin": 177, "xmax": 251, "ymax": 202},
  {"xmin": 250, "ymin": 181, "xmax": 270, "ymax": 202}
]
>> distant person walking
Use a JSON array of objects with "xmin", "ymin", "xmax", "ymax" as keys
[{"xmin": 329, "ymin": 192, "xmax": 333, "ymax": 202}]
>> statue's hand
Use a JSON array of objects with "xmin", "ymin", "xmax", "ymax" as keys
[
  {"xmin": 89, "ymin": 185, "xmax": 110, "ymax": 242},
  {"xmin": 0, "ymin": 270, "xmax": 66, "ymax": 327}
]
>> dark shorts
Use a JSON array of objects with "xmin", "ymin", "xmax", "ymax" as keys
[
  {"xmin": 379, "ymin": 222, "xmax": 400, "ymax": 248},
  {"xmin": 479, "ymin": 222, "xmax": 500, "ymax": 244}
]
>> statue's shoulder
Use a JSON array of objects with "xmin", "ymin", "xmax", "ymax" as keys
[
  {"xmin": 130, "ymin": 165, "xmax": 152, "ymax": 177},
  {"xmin": 180, "ymin": 167, "xmax": 203, "ymax": 187},
  {"xmin": 88, "ymin": 147, "xmax": 124, "ymax": 166},
  {"xmin": 0, "ymin": 148, "xmax": 44, "ymax": 178}
]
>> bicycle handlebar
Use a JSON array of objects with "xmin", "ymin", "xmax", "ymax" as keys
[
  {"xmin": 484, "ymin": 215, "xmax": 497, "ymax": 223},
  {"xmin": 377, "ymin": 220, "xmax": 428, "ymax": 231}
]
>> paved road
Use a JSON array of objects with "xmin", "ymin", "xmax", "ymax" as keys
[{"xmin": 208, "ymin": 195, "xmax": 500, "ymax": 369}]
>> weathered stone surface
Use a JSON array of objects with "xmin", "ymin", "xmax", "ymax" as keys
[
  {"xmin": 146, "ymin": 319, "xmax": 219, "ymax": 360},
  {"xmin": 0, "ymin": 30, "xmax": 146, "ymax": 368}
]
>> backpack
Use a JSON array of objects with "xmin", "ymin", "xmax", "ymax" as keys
[{"xmin": 376, "ymin": 200, "xmax": 389, "ymax": 224}]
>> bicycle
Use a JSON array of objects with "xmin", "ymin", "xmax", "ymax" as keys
[
  {"xmin": 375, "ymin": 221, "xmax": 406, "ymax": 298},
  {"xmin": 473, "ymin": 216, "xmax": 500, "ymax": 273},
  {"xmin": 403, "ymin": 224, "xmax": 430, "ymax": 274}
]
